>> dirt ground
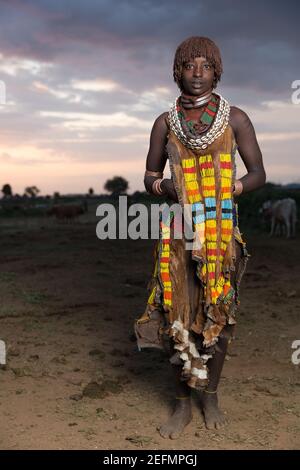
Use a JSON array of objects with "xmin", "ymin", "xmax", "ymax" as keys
[{"xmin": 0, "ymin": 211, "xmax": 299, "ymax": 450}]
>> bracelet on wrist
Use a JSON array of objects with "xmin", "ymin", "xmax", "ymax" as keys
[{"xmin": 152, "ymin": 178, "xmax": 164, "ymax": 196}]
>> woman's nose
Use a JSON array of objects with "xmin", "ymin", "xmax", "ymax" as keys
[{"xmin": 193, "ymin": 66, "xmax": 203, "ymax": 77}]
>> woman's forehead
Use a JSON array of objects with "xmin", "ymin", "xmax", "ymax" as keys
[{"xmin": 185, "ymin": 56, "xmax": 210, "ymax": 63}]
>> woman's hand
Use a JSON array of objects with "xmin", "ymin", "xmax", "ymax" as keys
[{"xmin": 161, "ymin": 178, "xmax": 178, "ymax": 202}]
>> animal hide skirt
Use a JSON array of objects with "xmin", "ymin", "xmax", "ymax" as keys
[{"xmin": 135, "ymin": 224, "xmax": 249, "ymax": 390}]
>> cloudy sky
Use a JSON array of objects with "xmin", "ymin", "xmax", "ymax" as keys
[{"xmin": 0, "ymin": 0, "xmax": 299, "ymax": 195}]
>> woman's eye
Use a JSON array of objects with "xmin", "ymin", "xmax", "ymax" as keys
[
  {"xmin": 204, "ymin": 64, "xmax": 211, "ymax": 69},
  {"xmin": 185, "ymin": 64, "xmax": 193, "ymax": 69}
]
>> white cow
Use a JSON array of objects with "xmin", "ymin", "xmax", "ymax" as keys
[{"xmin": 262, "ymin": 198, "xmax": 297, "ymax": 238}]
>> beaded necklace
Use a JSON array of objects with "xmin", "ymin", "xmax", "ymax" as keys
[
  {"xmin": 179, "ymin": 94, "xmax": 219, "ymax": 136},
  {"xmin": 168, "ymin": 93, "xmax": 230, "ymax": 150}
]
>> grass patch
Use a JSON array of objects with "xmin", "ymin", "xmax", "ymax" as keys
[
  {"xmin": 22, "ymin": 290, "xmax": 49, "ymax": 305},
  {"xmin": 0, "ymin": 272, "xmax": 17, "ymax": 283}
]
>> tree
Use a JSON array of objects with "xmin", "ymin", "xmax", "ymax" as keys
[
  {"xmin": 104, "ymin": 176, "xmax": 129, "ymax": 196},
  {"xmin": 24, "ymin": 186, "xmax": 40, "ymax": 198},
  {"xmin": 88, "ymin": 187, "xmax": 94, "ymax": 196},
  {"xmin": 1, "ymin": 183, "xmax": 12, "ymax": 198}
]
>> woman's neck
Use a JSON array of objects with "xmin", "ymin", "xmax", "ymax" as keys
[{"xmin": 181, "ymin": 90, "xmax": 213, "ymax": 109}]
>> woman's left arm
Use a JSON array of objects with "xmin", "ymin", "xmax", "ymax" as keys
[{"xmin": 230, "ymin": 106, "xmax": 266, "ymax": 195}]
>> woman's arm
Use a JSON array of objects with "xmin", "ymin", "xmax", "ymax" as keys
[
  {"xmin": 229, "ymin": 106, "xmax": 266, "ymax": 196},
  {"xmin": 144, "ymin": 112, "xmax": 178, "ymax": 201}
]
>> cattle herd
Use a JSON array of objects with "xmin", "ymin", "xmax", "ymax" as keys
[{"xmin": 48, "ymin": 198, "xmax": 296, "ymax": 237}]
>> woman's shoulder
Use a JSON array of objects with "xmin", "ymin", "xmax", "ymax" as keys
[
  {"xmin": 154, "ymin": 111, "xmax": 169, "ymax": 126},
  {"xmin": 229, "ymin": 106, "xmax": 253, "ymax": 133},
  {"xmin": 152, "ymin": 111, "xmax": 170, "ymax": 134}
]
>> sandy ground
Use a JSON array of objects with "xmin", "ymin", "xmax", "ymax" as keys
[{"xmin": 0, "ymin": 212, "xmax": 299, "ymax": 450}]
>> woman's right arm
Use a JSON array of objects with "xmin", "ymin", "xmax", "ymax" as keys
[{"xmin": 144, "ymin": 112, "xmax": 178, "ymax": 202}]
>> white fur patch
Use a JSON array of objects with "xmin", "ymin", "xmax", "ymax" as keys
[{"xmin": 191, "ymin": 367, "xmax": 208, "ymax": 380}]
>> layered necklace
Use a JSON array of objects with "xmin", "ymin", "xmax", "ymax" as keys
[
  {"xmin": 180, "ymin": 91, "xmax": 212, "ymax": 109},
  {"xmin": 168, "ymin": 92, "xmax": 230, "ymax": 150}
]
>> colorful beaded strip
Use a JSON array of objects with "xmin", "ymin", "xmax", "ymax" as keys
[
  {"xmin": 159, "ymin": 211, "xmax": 173, "ymax": 307},
  {"xmin": 181, "ymin": 153, "xmax": 234, "ymax": 305},
  {"xmin": 199, "ymin": 155, "xmax": 218, "ymax": 297},
  {"xmin": 182, "ymin": 157, "xmax": 205, "ymax": 247}
]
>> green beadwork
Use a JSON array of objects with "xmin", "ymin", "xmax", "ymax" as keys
[{"xmin": 179, "ymin": 94, "xmax": 219, "ymax": 132}]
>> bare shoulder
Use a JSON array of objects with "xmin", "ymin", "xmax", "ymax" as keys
[
  {"xmin": 152, "ymin": 111, "xmax": 169, "ymax": 134},
  {"xmin": 229, "ymin": 106, "xmax": 253, "ymax": 134}
]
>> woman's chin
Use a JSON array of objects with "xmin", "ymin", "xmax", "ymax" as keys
[{"xmin": 188, "ymin": 87, "xmax": 209, "ymax": 96}]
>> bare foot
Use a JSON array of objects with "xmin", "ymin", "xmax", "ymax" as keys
[
  {"xmin": 199, "ymin": 392, "xmax": 228, "ymax": 430},
  {"xmin": 159, "ymin": 399, "xmax": 192, "ymax": 439}
]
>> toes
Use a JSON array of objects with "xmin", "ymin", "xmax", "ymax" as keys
[
  {"xmin": 159, "ymin": 426, "xmax": 170, "ymax": 439},
  {"xmin": 218, "ymin": 414, "xmax": 228, "ymax": 427},
  {"xmin": 205, "ymin": 413, "xmax": 228, "ymax": 430},
  {"xmin": 205, "ymin": 420, "xmax": 215, "ymax": 430}
]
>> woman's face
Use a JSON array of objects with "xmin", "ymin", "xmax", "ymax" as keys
[{"xmin": 181, "ymin": 56, "xmax": 215, "ymax": 96}]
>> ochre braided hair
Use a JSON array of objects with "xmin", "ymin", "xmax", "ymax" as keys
[{"xmin": 173, "ymin": 36, "xmax": 223, "ymax": 91}]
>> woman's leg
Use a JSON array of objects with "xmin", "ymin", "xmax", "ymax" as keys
[
  {"xmin": 200, "ymin": 240, "xmax": 244, "ymax": 429},
  {"xmin": 159, "ymin": 363, "xmax": 193, "ymax": 439},
  {"xmin": 199, "ymin": 324, "xmax": 233, "ymax": 429}
]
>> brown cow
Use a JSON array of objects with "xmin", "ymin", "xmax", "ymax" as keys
[{"xmin": 47, "ymin": 204, "xmax": 85, "ymax": 222}]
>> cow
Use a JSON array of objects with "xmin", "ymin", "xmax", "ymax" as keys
[
  {"xmin": 261, "ymin": 198, "xmax": 297, "ymax": 238},
  {"xmin": 47, "ymin": 203, "xmax": 86, "ymax": 222}
]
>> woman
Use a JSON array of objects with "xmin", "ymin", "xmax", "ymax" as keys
[{"xmin": 135, "ymin": 36, "xmax": 266, "ymax": 439}]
